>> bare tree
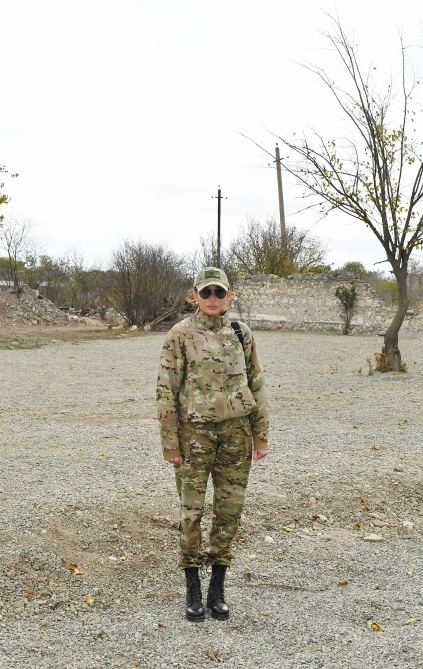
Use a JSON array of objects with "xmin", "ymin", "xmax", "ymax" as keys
[
  {"xmin": 280, "ymin": 19, "xmax": 423, "ymax": 370},
  {"xmin": 229, "ymin": 217, "xmax": 327, "ymax": 277},
  {"xmin": 244, "ymin": 18, "xmax": 423, "ymax": 370},
  {"xmin": 110, "ymin": 241, "xmax": 188, "ymax": 326},
  {"xmin": 0, "ymin": 218, "xmax": 31, "ymax": 293}
]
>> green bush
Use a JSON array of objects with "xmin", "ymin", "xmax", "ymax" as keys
[{"xmin": 335, "ymin": 283, "xmax": 357, "ymax": 335}]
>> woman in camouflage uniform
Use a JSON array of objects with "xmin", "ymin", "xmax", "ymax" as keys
[{"xmin": 157, "ymin": 267, "xmax": 269, "ymax": 622}]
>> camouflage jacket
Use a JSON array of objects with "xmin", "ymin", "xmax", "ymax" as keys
[{"xmin": 156, "ymin": 309, "xmax": 269, "ymax": 457}]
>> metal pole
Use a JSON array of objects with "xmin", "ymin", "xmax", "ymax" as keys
[
  {"xmin": 217, "ymin": 186, "xmax": 221, "ymax": 267},
  {"xmin": 212, "ymin": 186, "xmax": 226, "ymax": 268},
  {"xmin": 275, "ymin": 144, "xmax": 287, "ymax": 255}
]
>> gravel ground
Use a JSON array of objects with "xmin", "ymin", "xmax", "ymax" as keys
[{"xmin": 0, "ymin": 330, "xmax": 422, "ymax": 669}]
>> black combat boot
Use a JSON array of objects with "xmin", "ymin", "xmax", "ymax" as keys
[
  {"xmin": 206, "ymin": 563, "xmax": 229, "ymax": 620},
  {"xmin": 184, "ymin": 567, "xmax": 205, "ymax": 622}
]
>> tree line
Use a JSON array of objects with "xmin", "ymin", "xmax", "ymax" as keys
[
  {"xmin": 0, "ymin": 216, "xmax": 329, "ymax": 323},
  {"xmin": 1, "ymin": 215, "xmax": 414, "ymax": 328}
]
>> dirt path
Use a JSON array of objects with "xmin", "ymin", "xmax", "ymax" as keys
[{"xmin": 0, "ymin": 330, "xmax": 422, "ymax": 668}]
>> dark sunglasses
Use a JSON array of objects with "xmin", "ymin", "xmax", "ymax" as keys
[{"xmin": 198, "ymin": 286, "xmax": 228, "ymax": 299}]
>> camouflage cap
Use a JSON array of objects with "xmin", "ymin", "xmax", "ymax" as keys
[{"xmin": 193, "ymin": 267, "xmax": 230, "ymax": 291}]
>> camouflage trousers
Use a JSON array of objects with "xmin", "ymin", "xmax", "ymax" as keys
[{"xmin": 174, "ymin": 416, "xmax": 253, "ymax": 569}]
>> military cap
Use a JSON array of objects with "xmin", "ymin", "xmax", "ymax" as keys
[{"xmin": 193, "ymin": 267, "xmax": 230, "ymax": 291}]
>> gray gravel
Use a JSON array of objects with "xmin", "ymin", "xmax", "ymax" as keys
[{"xmin": 0, "ymin": 330, "xmax": 422, "ymax": 669}]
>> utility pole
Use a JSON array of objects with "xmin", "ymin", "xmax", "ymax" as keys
[
  {"xmin": 275, "ymin": 144, "xmax": 287, "ymax": 255},
  {"xmin": 211, "ymin": 186, "xmax": 227, "ymax": 267}
]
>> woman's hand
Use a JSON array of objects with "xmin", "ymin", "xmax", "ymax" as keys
[
  {"xmin": 163, "ymin": 450, "xmax": 183, "ymax": 466},
  {"xmin": 169, "ymin": 455, "xmax": 183, "ymax": 466},
  {"xmin": 253, "ymin": 448, "xmax": 269, "ymax": 463}
]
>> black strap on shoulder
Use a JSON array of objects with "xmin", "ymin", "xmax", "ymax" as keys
[{"xmin": 231, "ymin": 320, "xmax": 244, "ymax": 347}]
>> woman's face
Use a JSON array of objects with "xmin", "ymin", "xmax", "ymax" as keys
[{"xmin": 194, "ymin": 284, "xmax": 234, "ymax": 316}]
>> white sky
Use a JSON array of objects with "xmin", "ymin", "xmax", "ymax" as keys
[{"xmin": 1, "ymin": 0, "xmax": 423, "ymax": 270}]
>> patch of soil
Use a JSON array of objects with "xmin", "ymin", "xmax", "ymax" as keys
[{"xmin": 0, "ymin": 504, "xmax": 179, "ymax": 617}]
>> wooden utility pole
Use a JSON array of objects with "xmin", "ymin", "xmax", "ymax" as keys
[
  {"xmin": 212, "ymin": 186, "xmax": 226, "ymax": 267},
  {"xmin": 275, "ymin": 144, "xmax": 287, "ymax": 254}
]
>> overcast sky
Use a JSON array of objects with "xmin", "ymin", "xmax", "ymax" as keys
[{"xmin": 1, "ymin": 0, "xmax": 423, "ymax": 270}]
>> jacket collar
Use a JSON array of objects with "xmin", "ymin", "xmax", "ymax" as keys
[{"xmin": 194, "ymin": 308, "xmax": 230, "ymax": 331}]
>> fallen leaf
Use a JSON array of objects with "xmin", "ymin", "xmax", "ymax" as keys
[
  {"xmin": 309, "ymin": 513, "xmax": 327, "ymax": 522},
  {"xmin": 360, "ymin": 498, "xmax": 369, "ymax": 512},
  {"xmin": 66, "ymin": 562, "xmax": 83, "ymax": 575},
  {"xmin": 206, "ymin": 648, "xmax": 223, "ymax": 662},
  {"xmin": 355, "ymin": 523, "xmax": 365, "ymax": 530},
  {"xmin": 85, "ymin": 595, "xmax": 95, "ymax": 607},
  {"xmin": 23, "ymin": 588, "xmax": 37, "ymax": 598},
  {"xmin": 370, "ymin": 622, "xmax": 385, "ymax": 632},
  {"xmin": 338, "ymin": 579, "xmax": 348, "ymax": 587},
  {"xmin": 403, "ymin": 618, "xmax": 416, "ymax": 625}
]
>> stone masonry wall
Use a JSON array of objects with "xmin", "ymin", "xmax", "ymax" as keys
[{"xmin": 228, "ymin": 272, "xmax": 423, "ymax": 335}]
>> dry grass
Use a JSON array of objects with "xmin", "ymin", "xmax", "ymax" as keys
[
  {"xmin": 0, "ymin": 338, "xmax": 44, "ymax": 350},
  {"xmin": 0, "ymin": 326, "xmax": 146, "ymax": 346}
]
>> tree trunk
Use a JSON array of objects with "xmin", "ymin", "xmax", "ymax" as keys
[{"xmin": 378, "ymin": 268, "xmax": 408, "ymax": 372}]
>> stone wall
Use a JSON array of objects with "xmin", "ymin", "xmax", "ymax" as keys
[{"xmin": 228, "ymin": 273, "xmax": 421, "ymax": 335}]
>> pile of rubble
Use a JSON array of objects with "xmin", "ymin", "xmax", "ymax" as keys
[
  {"xmin": 0, "ymin": 286, "xmax": 69, "ymax": 327},
  {"xmin": 65, "ymin": 305, "xmax": 126, "ymax": 327},
  {"xmin": 0, "ymin": 286, "xmax": 128, "ymax": 328}
]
